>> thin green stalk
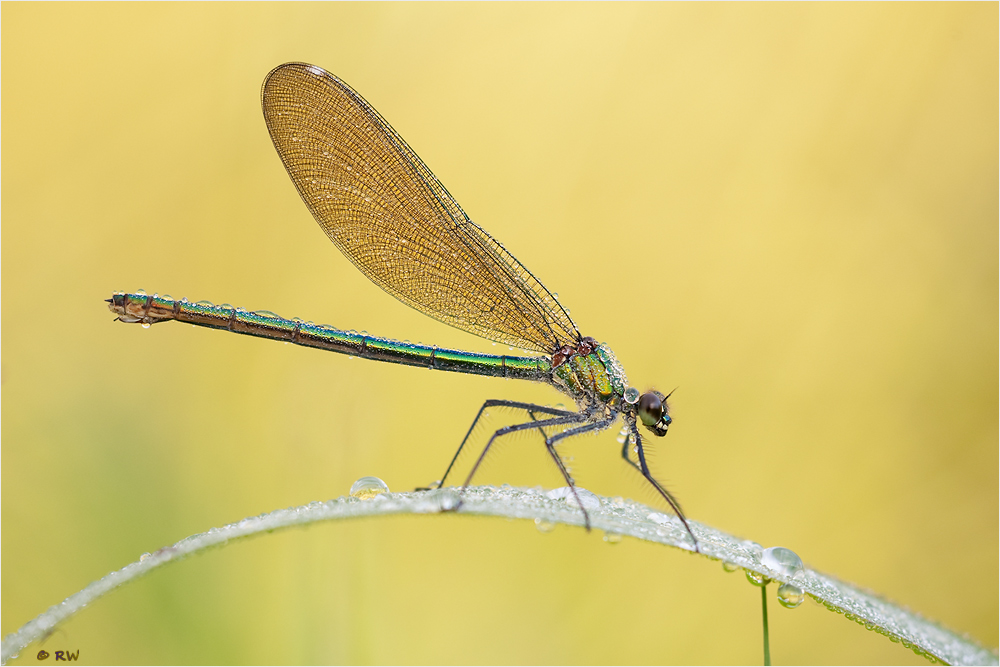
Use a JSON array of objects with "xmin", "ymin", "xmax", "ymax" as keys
[{"xmin": 762, "ymin": 582, "xmax": 771, "ymax": 666}]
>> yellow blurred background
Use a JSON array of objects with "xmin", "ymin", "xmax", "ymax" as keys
[{"xmin": 2, "ymin": 3, "xmax": 996, "ymax": 664}]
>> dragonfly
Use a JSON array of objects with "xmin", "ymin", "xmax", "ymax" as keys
[{"xmin": 108, "ymin": 62, "xmax": 697, "ymax": 550}]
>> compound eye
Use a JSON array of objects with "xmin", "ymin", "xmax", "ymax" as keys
[{"xmin": 637, "ymin": 392, "xmax": 664, "ymax": 427}]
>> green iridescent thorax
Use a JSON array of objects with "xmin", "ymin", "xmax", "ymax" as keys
[{"xmin": 551, "ymin": 343, "xmax": 628, "ymax": 408}]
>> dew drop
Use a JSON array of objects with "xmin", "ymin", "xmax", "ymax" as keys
[
  {"xmin": 140, "ymin": 322, "xmax": 151, "ymax": 329},
  {"xmin": 546, "ymin": 486, "xmax": 601, "ymax": 510},
  {"xmin": 722, "ymin": 561, "xmax": 740, "ymax": 573},
  {"xmin": 742, "ymin": 540, "xmax": 764, "ymax": 558},
  {"xmin": 745, "ymin": 569, "xmax": 769, "ymax": 587},
  {"xmin": 534, "ymin": 518, "xmax": 556, "ymax": 533},
  {"xmin": 647, "ymin": 511, "xmax": 671, "ymax": 524},
  {"xmin": 349, "ymin": 476, "xmax": 389, "ymax": 499},
  {"xmin": 139, "ymin": 552, "xmax": 152, "ymax": 562},
  {"xmin": 610, "ymin": 496, "xmax": 625, "ymax": 508},
  {"xmin": 135, "ymin": 289, "xmax": 147, "ymax": 296},
  {"xmin": 761, "ymin": 546, "xmax": 804, "ymax": 580},
  {"xmin": 439, "ymin": 489, "xmax": 461, "ymax": 511},
  {"xmin": 624, "ymin": 387, "xmax": 640, "ymax": 404},
  {"xmin": 777, "ymin": 582, "xmax": 805, "ymax": 608},
  {"xmin": 603, "ymin": 531, "xmax": 623, "ymax": 544}
]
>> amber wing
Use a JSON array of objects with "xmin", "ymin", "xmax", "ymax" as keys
[{"xmin": 261, "ymin": 63, "xmax": 579, "ymax": 354}]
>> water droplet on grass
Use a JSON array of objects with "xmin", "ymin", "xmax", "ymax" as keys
[
  {"xmin": 564, "ymin": 488, "xmax": 601, "ymax": 510},
  {"xmin": 439, "ymin": 489, "xmax": 461, "ymax": 511},
  {"xmin": 761, "ymin": 546, "xmax": 804, "ymax": 579},
  {"xmin": 722, "ymin": 561, "xmax": 739, "ymax": 573},
  {"xmin": 349, "ymin": 476, "xmax": 389, "ymax": 499},
  {"xmin": 745, "ymin": 569, "xmax": 769, "ymax": 587}
]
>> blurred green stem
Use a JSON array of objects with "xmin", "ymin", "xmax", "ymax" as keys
[{"xmin": 762, "ymin": 582, "xmax": 771, "ymax": 666}]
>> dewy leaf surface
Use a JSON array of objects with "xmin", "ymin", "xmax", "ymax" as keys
[{"xmin": 2, "ymin": 487, "xmax": 995, "ymax": 666}]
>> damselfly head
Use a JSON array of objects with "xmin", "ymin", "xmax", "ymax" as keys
[{"xmin": 636, "ymin": 390, "xmax": 672, "ymax": 437}]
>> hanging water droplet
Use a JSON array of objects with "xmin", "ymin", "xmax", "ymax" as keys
[
  {"xmin": 722, "ymin": 561, "xmax": 740, "ymax": 573},
  {"xmin": 776, "ymin": 582, "xmax": 805, "ymax": 608},
  {"xmin": 745, "ymin": 569, "xmax": 769, "ymax": 587},
  {"xmin": 534, "ymin": 518, "xmax": 556, "ymax": 533},
  {"xmin": 603, "ymin": 531, "xmax": 623, "ymax": 544},
  {"xmin": 140, "ymin": 321, "xmax": 151, "ymax": 329},
  {"xmin": 349, "ymin": 476, "xmax": 389, "ymax": 499},
  {"xmin": 761, "ymin": 546, "xmax": 804, "ymax": 580}
]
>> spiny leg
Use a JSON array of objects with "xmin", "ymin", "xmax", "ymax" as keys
[
  {"xmin": 422, "ymin": 400, "xmax": 576, "ymax": 490},
  {"xmin": 459, "ymin": 412, "xmax": 586, "ymax": 492},
  {"xmin": 539, "ymin": 413, "xmax": 619, "ymax": 530},
  {"xmin": 449, "ymin": 412, "xmax": 586, "ymax": 514},
  {"xmin": 460, "ymin": 405, "xmax": 595, "ymax": 529},
  {"xmin": 622, "ymin": 419, "xmax": 700, "ymax": 552}
]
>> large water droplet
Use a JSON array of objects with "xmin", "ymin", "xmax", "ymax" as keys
[
  {"xmin": 722, "ymin": 561, "xmax": 740, "ymax": 573},
  {"xmin": 534, "ymin": 518, "xmax": 556, "ymax": 533},
  {"xmin": 745, "ymin": 569, "xmax": 769, "ymax": 587},
  {"xmin": 349, "ymin": 476, "xmax": 389, "ymax": 499},
  {"xmin": 624, "ymin": 387, "xmax": 640, "ymax": 404},
  {"xmin": 140, "ymin": 322, "xmax": 151, "ymax": 329},
  {"xmin": 761, "ymin": 546, "xmax": 804, "ymax": 580},
  {"xmin": 777, "ymin": 583, "xmax": 805, "ymax": 609}
]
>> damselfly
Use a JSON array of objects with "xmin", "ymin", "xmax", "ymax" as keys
[{"xmin": 108, "ymin": 63, "xmax": 696, "ymax": 549}]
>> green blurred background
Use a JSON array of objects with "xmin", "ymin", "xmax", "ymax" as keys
[{"xmin": 2, "ymin": 3, "xmax": 996, "ymax": 664}]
